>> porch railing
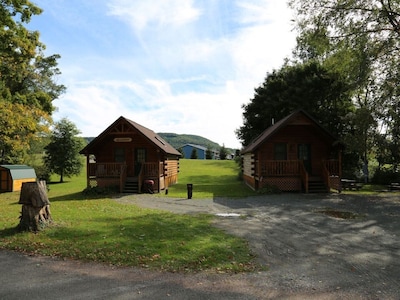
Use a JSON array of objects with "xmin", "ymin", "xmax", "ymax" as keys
[
  {"xmin": 257, "ymin": 160, "xmax": 339, "ymax": 192},
  {"xmin": 321, "ymin": 162, "xmax": 330, "ymax": 192},
  {"xmin": 88, "ymin": 163, "xmax": 126, "ymax": 178},
  {"xmin": 120, "ymin": 164, "xmax": 127, "ymax": 193},
  {"xmin": 88, "ymin": 161, "xmax": 172, "ymax": 193},
  {"xmin": 323, "ymin": 159, "xmax": 340, "ymax": 176},
  {"xmin": 259, "ymin": 160, "xmax": 301, "ymax": 176},
  {"xmin": 143, "ymin": 162, "xmax": 162, "ymax": 177},
  {"xmin": 322, "ymin": 159, "xmax": 340, "ymax": 191},
  {"xmin": 299, "ymin": 161, "xmax": 309, "ymax": 193}
]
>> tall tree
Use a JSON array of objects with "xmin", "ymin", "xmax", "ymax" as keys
[
  {"xmin": 289, "ymin": 0, "xmax": 400, "ymax": 172},
  {"xmin": 190, "ymin": 148, "xmax": 198, "ymax": 159},
  {"xmin": 236, "ymin": 61, "xmax": 353, "ymax": 146},
  {"xmin": 0, "ymin": 99, "xmax": 50, "ymax": 163},
  {"xmin": 205, "ymin": 145, "xmax": 213, "ymax": 159},
  {"xmin": 219, "ymin": 144, "xmax": 228, "ymax": 160},
  {"xmin": 0, "ymin": 0, "xmax": 65, "ymax": 162},
  {"xmin": 44, "ymin": 119, "xmax": 85, "ymax": 183}
]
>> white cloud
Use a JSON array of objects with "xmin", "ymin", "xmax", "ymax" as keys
[
  {"xmin": 108, "ymin": 0, "xmax": 201, "ymax": 32},
  {"xmin": 44, "ymin": 0, "xmax": 297, "ymax": 148}
]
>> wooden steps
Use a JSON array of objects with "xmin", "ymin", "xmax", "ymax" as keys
[
  {"xmin": 308, "ymin": 177, "xmax": 328, "ymax": 193},
  {"xmin": 123, "ymin": 177, "xmax": 139, "ymax": 193}
]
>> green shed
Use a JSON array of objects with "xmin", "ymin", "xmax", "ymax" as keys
[{"xmin": 0, "ymin": 165, "xmax": 37, "ymax": 192}]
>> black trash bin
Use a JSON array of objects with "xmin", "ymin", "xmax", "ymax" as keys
[{"xmin": 187, "ymin": 183, "xmax": 193, "ymax": 199}]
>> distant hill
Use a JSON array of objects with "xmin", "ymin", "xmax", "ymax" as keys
[
  {"xmin": 83, "ymin": 133, "xmax": 231, "ymax": 151},
  {"xmin": 157, "ymin": 133, "xmax": 220, "ymax": 150}
]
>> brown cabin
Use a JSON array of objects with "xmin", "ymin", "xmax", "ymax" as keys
[
  {"xmin": 80, "ymin": 117, "xmax": 181, "ymax": 193},
  {"xmin": 241, "ymin": 110, "xmax": 342, "ymax": 193}
]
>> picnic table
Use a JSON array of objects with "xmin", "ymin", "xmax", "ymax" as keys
[
  {"xmin": 389, "ymin": 182, "xmax": 400, "ymax": 191},
  {"xmin": 341, "ymin": 179, "xmax": 363, "ymax": 191}
]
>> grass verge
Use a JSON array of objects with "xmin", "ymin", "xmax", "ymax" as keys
[{"xmin": 0, "ymin": 160, "xmax": 262, "ymax": 273}]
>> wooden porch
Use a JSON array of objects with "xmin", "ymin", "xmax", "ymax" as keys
[
  {"xmin": 256, "ymin": 159, "xmax": 341, "ymax": 193},
  {"xmin": 87, "ymin": 162, "xmax": 165, "ymax": 193}
]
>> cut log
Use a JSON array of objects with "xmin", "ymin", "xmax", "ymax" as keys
[{"xmin": 18, "ymin": 181, "xmax": 52, "ymax": 232}]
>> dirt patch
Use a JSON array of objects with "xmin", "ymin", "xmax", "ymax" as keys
[{"xmin": 315, "ymin": 209, "xmax": 364, "ymax": 219}]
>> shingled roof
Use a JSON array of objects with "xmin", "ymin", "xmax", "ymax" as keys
[
  {"xmin": 80, "ymin": 116, "xmax": 181, "ymax": 156},
  {"xmin": 241, "ymin": 109, "xmax": 338, "ymax": 154}
]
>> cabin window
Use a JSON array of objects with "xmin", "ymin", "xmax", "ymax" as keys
[
  {"xmin": 114, "ymin": 148, "xmax": 125, "ymax": 162},
  {"xmin": 136, "ymin": 148, "xmax": 146, "ymax": 163},
  {"xmin": 274, "ymin": 143, "xmax": 287, "ymax": 160}
]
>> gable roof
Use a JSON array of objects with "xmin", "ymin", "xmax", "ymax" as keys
[
  {"xmin": 183, "ymin": 144, "xmax": 207, "ymax": 151},
  {"xmin": 0, "ymin": 165, "xmax": 36, "ymax": 179},
  {"xmin": 80, "ymin": 116, "xmax": 181, "ymax": 156},
  {"xmin": 241, "ymin": 109, "xmax": 338, "ymax": 154}
]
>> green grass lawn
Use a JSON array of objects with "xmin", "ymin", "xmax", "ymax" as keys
[
  {"xmin": 0, "ymin": 159, "xmax": 260, "ymax": 273},
  {"xmin": 164, "ymin": 159, "xmax": 258, "ymax": 198}
]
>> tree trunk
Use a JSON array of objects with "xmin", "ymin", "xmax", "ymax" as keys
[{"xmin": 18, "ymin": 181, "xmax": 52, "ymax": 232}]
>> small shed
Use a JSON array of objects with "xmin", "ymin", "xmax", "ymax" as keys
[{"xmin": 0, "ymin": 165, "xmax": 37, "ymax": 192}]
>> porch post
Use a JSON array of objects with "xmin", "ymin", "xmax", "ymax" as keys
[
  {"xmin": 256, "ymin": 152, "xmax": 261, "ymax": 189},
  {"xmin": 86, "ymin": 154, "xmax": 90, "ymax": 188},
  {"xmin": 339, "ymin": 149, "xmax": 342, "ymax": 178}
]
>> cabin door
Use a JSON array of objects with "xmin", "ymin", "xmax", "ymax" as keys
[
  {"xmin": 134, "ymin": 148, "xmax": 146, "ymax": 176},
  {"xmin": 298, "ymin": 144, "xmax": 312, "ymax": 174}
]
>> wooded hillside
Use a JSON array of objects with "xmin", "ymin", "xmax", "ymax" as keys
[
  {"xmin": 85, "ymin": 133, "xmax": 223, "ymax": 150},
  {"xmin": 157, "ymin": 133, "xmax": 220, "ymax": 150}
]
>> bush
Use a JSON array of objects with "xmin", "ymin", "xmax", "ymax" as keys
[
  {"xmin": 82, "ymin": 186, "xmax": 118, "ymax": 196},
  {"xmin": 371, "ymin": 168, "xmax": 400, "ymax": 185},
  {"xmin": 34, "ymin": 164, "xmax": 51, "ymax": 182},
  {"xmin": 257, "ymin": 184, "xmax": 281, "ymax": 194}
]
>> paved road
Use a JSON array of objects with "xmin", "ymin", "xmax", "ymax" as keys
[{"xmin": 1, "ymin": 193, "xmax": 400, "ymax": 299}]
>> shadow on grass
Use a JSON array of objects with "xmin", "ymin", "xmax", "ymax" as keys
[
  {"xmin": 49, "ymin": 191, "xmax": 111, "ymax": 202},
  {"xmin": 0, "ymin": 226, "xmax": 20, "ymax": 238},
  {"xmin": 40, "ymin": 213, "xmax": 254, "ymax": 271}
]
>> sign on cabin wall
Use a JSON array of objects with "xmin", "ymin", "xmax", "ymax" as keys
[{"xmin": 113, "ymin": 138, "xmax": 132, "ymax": 142}]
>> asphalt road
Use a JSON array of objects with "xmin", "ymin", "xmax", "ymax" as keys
[{"xmin": 1, "ymin": 193, "xmax": 400, "ymax": 299}]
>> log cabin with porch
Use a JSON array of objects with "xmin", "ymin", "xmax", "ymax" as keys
[
  {"xmin": 241, "ymin": 110, "xmax": 342, "ymax": 193},
  {"xmin": 80, "ymin": 116, "xmax": 181, "ymax": 193}
]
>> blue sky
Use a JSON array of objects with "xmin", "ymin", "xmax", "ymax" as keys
[{"xmin": 29, "ymin": 0, "xmax": 296, "ymax": 148}]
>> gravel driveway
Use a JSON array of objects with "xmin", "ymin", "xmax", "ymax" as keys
[{"xmin": 1, "ymin": 193, "xmax": 400, "ymax": 299}]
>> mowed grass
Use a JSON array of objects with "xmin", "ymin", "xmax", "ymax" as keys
[
  {"xmin": 165, "ymin": 159, "xmax": 258, "ymax": 198},
  {"xmin": 0, "ymin": 159, "xmax": 260, "ymax": 273}
]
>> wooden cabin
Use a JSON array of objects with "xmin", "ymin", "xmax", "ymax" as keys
[
  {"xmin": 0, "ymin": 165, "xmax": 37, "ymax": 192},
  {"xmin": 80, "ymin": 117, "xmax": 181, "ymax": 193},
  {"xmin": 241, "ymin": 110, "xmax": 342, "ymax": 193}
]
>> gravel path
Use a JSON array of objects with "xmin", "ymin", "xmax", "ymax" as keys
[{"xmin": 1, "ymin": 193, "xmax": 400, "ymax": 299}]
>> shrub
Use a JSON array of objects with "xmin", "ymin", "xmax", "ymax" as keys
[{"xmin": 371, "ymin": 168, "xmax": 400, "ymax": 185}]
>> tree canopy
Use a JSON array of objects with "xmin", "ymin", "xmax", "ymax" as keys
[
  {"xmin": 288, "ymin": 0, "xmax": 400, "ymax": 179},
  {"xmin": 0, "ymin": 0, "xmax": 65, "ymax": 163},
  {"xmin": 236, "ymin": 61, "xmax": 354, "ymax": 146},
  {"xmin": 44, "ymin": 118, "xmax": 85, "ymax": 183}
]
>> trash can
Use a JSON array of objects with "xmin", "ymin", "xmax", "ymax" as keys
[{"xmin": 187, "ymin": 183, "xmax": 193, "ymax": 199}]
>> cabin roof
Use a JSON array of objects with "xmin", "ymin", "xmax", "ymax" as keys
[
  {"xmin": 183, "ymin": 144, "xmax": 207, "ymax": 151},
  {"xmin": 0, "ymin": 165, "xmax": 37, "ymax": 179},
  {"xmin": 241, "ymin": 109, "xmax": 338, "ymax": 154},
  {"xmin": 80, "ymin": 116, "xmax": 181, "ymax": 156}
]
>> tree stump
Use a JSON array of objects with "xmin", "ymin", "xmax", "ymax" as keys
[{"xmin": 18, "ymin": 181, "xmax": 52, "ymax": 232}]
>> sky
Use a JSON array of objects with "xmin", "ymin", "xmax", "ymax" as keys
[{"xmin": 28, "ymin": 0, "xmax": 297, "ymax": 149}]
